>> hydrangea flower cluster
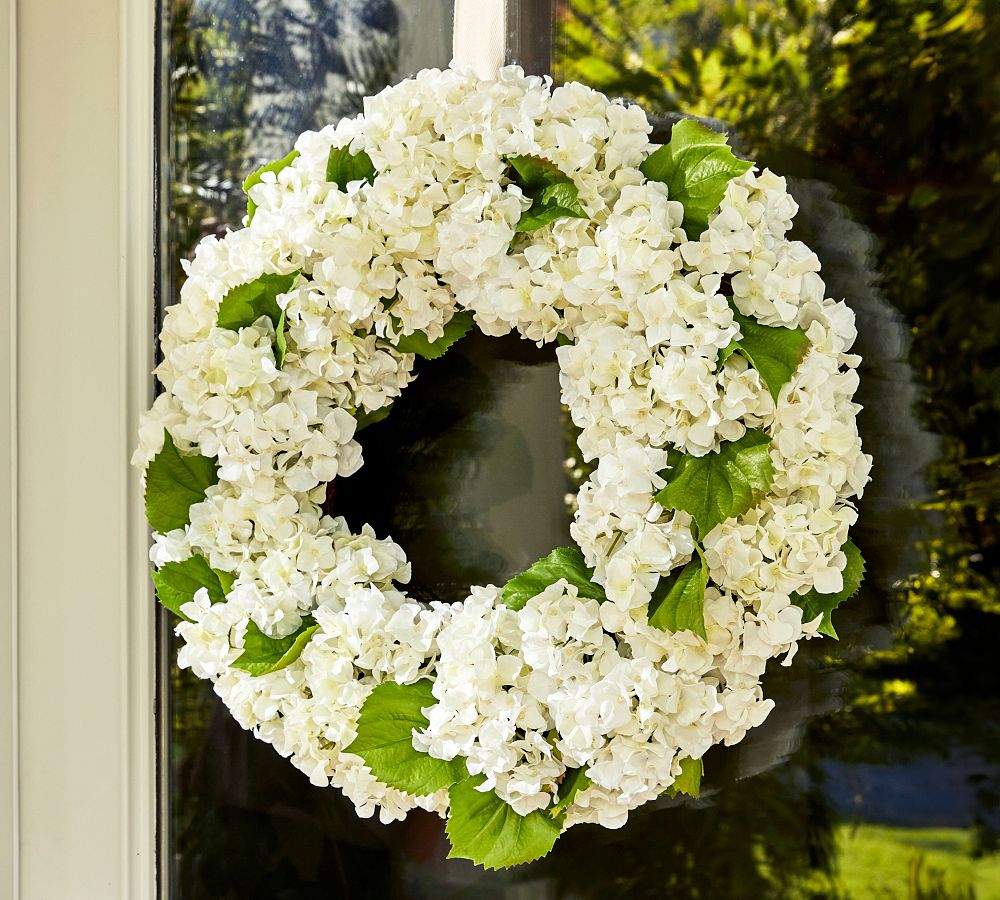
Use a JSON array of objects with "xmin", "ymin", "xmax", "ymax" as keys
[{"xmin": 136, "ymin": 65, "xmax": 871, "ymax": 862}]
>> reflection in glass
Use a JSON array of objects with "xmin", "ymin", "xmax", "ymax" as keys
[
  {"xmin": 551, "ymin": 2, "xmax": 1000, "ymax": 897},
  {"xmin": 159, "ymin": 1, "xmax": 1000, "ymax": 897}
]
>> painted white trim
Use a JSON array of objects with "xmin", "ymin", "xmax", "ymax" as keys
[
  {"xmin": 0, "ymin": 0, "xmax": 17, "ymax": 895},
  {"xmin": 122, "ymin": 0, "xmax": 157, "ymax": 895},
  {"xmin": 12, "ymin": 0, "xmax": 155, "ymax": 895}
]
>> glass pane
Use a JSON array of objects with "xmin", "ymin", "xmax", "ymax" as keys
[
  {"xmin": 158, "ymin": 3, "xmax": 576, "ymax": 897},
  {"xmin": 546, "ymin": 2, "xmax": 999, "ymax": 898},
  {"xmin": 157, "ymin": 1, "xmax": 1000, "ymax": 897}
]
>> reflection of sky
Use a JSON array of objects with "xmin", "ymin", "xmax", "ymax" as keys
[
  {"xmin": 823, "ymin": 756, "xmax": 1000, "ymax": 829},
  {"xmin": 195, "ymin": 0, "xmax": 402, "ymax": 166},
  {"xmin": 189, "ymin": 0, "xmax": 452, "ymax": 171}
]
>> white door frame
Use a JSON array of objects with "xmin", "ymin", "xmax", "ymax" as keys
[{"xmin": 2, "ymin": 0, "xmax": 157, "ymax": 896}]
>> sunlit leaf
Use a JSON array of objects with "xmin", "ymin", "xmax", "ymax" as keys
[
  {"xmin": 144, "ymin": 431, "xmax": 218, "ymax": 533},
  {"xmin": 502, "ymin": 546, "xmax": 607, "ymax": 611},
  {"xmin": 446, "ymin": 776, "xmax": 562, "ymax": 870},
  {"xmin": 647, "ymin": 556, "xmax": 708, "ymax": 639},
  {"xmin": 654, "ymin": 430, "xmax": 774, "ymax": 538},
  {"xmin": 345, "ymin": 680, "xmax": 467, "ymax": 796},
  {"xmin": 640, "ymin": 118, "xmax": 753, "ymax": 239},
  {"xmin": 665, "ymin": 756, "xmax": 703, "ymax": 799},
  {"xmin": 151, "ymin": 554, "xmax": 234, "ymax": 621},
  {"xmin": 793, "ymin": 541, "xmax": 866, "ymax": 639},
  {"xmin": 232, "ymin": 617, "xmax": 319, "ymax": 676},
  {"xmin": 243, "ymin": 149, "xmax": 299, "ymax": 223}
]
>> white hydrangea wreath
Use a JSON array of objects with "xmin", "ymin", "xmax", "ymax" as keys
[{"xmin": 135, "ymin": 66, "xmax": 872, "ymax": 869}]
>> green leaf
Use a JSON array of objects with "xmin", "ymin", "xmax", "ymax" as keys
[
  {"xmin": 665, "ymin": 757, "xmax": 703, "ymax": 799},
  {"xmin": 326, "ymin": 145, "xmax": 376, "ymax": 190},
  {"xmin": 393, "ymin": 310, "xmax": 475, "ymax": 360},
  {"xmin": 506, "ymin": 154, "xmax": 588, "ymax": 234},
  {"xmin": 243, "ymin": 149, "xmax": 299, "ymax": 223},
  {"xmin": 502, "ymin": 546, "xmax": 607, "ymax": 611},
  {"xmin": 446, "ymin": 776, "xmax": 562, "ymax": 870},
  {"xmin": 151, "ymin": 554, "xmax": 235, "ymax": 621},
  {"xmin": 216, "ymin": 568, "xmax": 236, "ymax": 595},
  {"xmin": 656, "ymin": 447, "xmax": 686, "ymax": 482},
  {"xmin": 655, "ymin": 429, "xmax": 775, "ymax": 539},
  {"xmin": 721, "ymin": 304, "xmax": 811, "ymax": 402},
  {"xmin": 273, "ymin": 309, "xmax": 287, "ymax": 368},
  {"xmin": 640, "ymin": 118, "xmax": 754, "ymax": 240},
  {"xmin": 217, "ymin": 272, "xmax": 298, "ymax": 332},
  {"xmin": 793, "ymin": 541, "xmax": 866, "ymax": 639},
  {"xmin": 647, "ymin": 557, "xmax": 708, "ymax": 639},
  {"xmin": 354, "ymin": 404, "xmax": 393, "ymax": 431},
  {"xmin": 507, "ymin": 155, "xmax": 568, "ymax": 192},
  {"xmin": 344, "ymin": 680, "xmax": 467, "ymax": 796},
  {"xmin": 144, "ymin": 431, "xmax": 219, "ymax": 533},
  {"xmin": 216, "ymin": 271, "xmax": 299, "ymax": 369},
  {"xmin": 232, "ymin": 616, "xmax": 319, "ymax": 676},
  {"xmin": 549, "ymin": 768, "xmax": 592, "ymax": 820}
]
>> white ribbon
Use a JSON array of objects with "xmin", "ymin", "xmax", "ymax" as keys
[{"xmin": 452, "ymin": 0, "xmax": 506, "ymax": 80}]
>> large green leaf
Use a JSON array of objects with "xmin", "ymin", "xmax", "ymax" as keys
[
  {"xmin": 216, "ymin": 271, "xmax": 299, "ymax": 369},
  {"xmin": 243, "ymin": 149, "xmax": 299, "ymax": 223},
  {"xmin": 655, "ymin": 430, "xmax": 775, "ymax": 538},
  {"xmin": 792, "ymin": 540, "xmax": 866, "ymax": 639},
  {"xmin": 392, "ymin": 310, "xmax": 475, "ymax": 360},
  {"xmin": 502, "ymin": 546, "xmax": 607, "ymax": 611},
  {"xmin": 647, "ymin": 556, "xmax": 708, "ymax": 639},
  {"xmin": 665, "ymin": 756, "xmax": 703, "ymax": 799},
  {"xmin": 640, "ymin": 118, "xmax": 754, "ymax": 240},
  {"xmin": 344, "ymin": 680, "xmax": 467, "ymax": 796},
  {"xmin": 326, "ymin": 145, "xmax": 377, "ymax": 190},
  {"xmin": 446, "ymin": 776, "xmax": 562, "ymax": 870},
  {"xmin": 144, "ymin": 431, "xmax": 219, "ymax": 533},
  {"xmin": 506, "ymin": 155, "xmax": 588, "ymax": 235},
  {"xmin": 151, "ymin": 554, "xmax": 234, "ymax": 621},
  {"xmin": 232, "ymin": 616, "xmax": 319, "ymax": 676},
  {"xmin": 720, "ymin": 304, "xmax": 811, "ymax": 402},
  {"xmin": 549, "ymin": 768, "xmax": 592, "ymax": 820}
]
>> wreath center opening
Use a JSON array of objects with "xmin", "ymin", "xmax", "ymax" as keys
[{"xmin": 334, "ymin": 329, "xmax": 570, "ymax": 603}]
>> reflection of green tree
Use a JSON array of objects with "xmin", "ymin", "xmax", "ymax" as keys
[
  {"xmin": 166, "ymin": 0, "xmax": 251, "ymax": 297},
  {"xmin": 539, "ymin": 769, "xmax": 839, "ymax": 899},
  {"xmin": 556, "ymin": 0, "xmax": 825, "ymax": 144}
]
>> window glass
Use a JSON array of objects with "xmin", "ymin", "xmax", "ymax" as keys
[
  {"xmin": 549, "ymin": 3, "xmax": 1000, "ymax": 898},
  {"xmin": 159, "ymin": 3, "xmax": 573, "ymax": 897},
  {"xmin": 158, "ymin": 1, "xmax": 1000, "ymax": 896}
]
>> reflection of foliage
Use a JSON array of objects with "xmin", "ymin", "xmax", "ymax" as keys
[
  {"xmin": 539, "ymin": 768, "xmax": 838, "ymax": 899},
  {"xmin": 834, "ymin": 824, "xmax": 999, "ymax": 900},
  {"xmin": 555, "ymin": 0, "xmax": 825, "ymax": 145},
  {"xmin": 165, "ymin": 0, "xmax": 251, "ymax": 296},
  {"xmin": 555, "ymin": 0, "xmax": 1000, "ymax": 892},
  {"xmin": 907, "ymin": 855, "xmax": 976, "ymax": 900}
]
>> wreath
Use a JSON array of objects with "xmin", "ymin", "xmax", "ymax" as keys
[{"xmin": 136, "ymin": 66, "xmax": 871, "ymax": 869}]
